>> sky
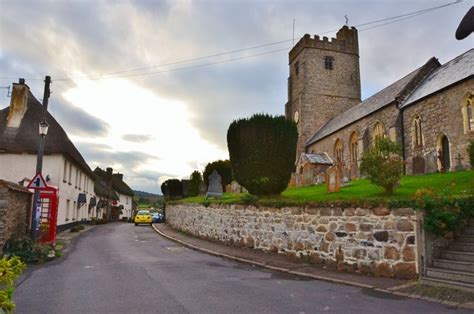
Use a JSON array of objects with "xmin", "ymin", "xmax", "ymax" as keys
[{"xmin": 0, "ymin": 0, "xmax": 472, "ymax": 194}]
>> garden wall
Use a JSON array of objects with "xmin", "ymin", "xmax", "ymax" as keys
[
  {"xmin": 166, "ymin": 203, "xmax": 419, "ymax": 279},
  {"xmin": 0, "ymin": 180, "xmax": 32, "ymax": 253}
]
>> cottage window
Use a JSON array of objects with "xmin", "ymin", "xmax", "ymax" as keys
[
  {"xmin": 412, "ymin": 116, "xmax": 423, "ymax": 147},
  {"xmin": 334, "ymin": 139, "xmax": 343, "ymax": 163},
  {"xmin": 63, "ymin": 160, "xmax": 68, "ymax": 182},
  {"xmin": 324, "ymin": 56, "xmax": 334, "ymax": 70},
  {"xmin": 68, "ymin": 163, "xmax": 72, "ymax": 184},
  {"xmin": 350, "ymin": 132, "xmax": 359, "ymax": 163},
  {"xmin": 66, "ymin": 200, "xmax": 70, "ymax": 220},
  {"xmin": 294, "ymin": 61, "xmax": 299, "ymax": 76}
]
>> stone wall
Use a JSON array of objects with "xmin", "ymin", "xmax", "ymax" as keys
[
  {"xmin": 0, "ymin": 180, "xmax": 32, "ymax": 252},
  {"xmin": 166, "ymin": 203, "xmax": 419, "ymax": 279},
  {"xmin": 403, "ymin": 79, "xmax": 474, "ymax": 174},
  {"xmin": 306, "ymin": 103, "xmax": 401, "ymax": 179},
  {"xmin": 286, "ymin": 26, "xmax": 361, "ymax": 158}
]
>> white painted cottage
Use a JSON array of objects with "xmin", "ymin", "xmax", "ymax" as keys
[{"xmin": 0, "ymin": 81, "xmax": 99, "ymax": 228}]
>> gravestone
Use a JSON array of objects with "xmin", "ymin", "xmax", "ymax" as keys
[
  {"xmin": 198, "ymin": 182, "xmax": 207, "ymax": 196},
  {"xmin": 412, "ymin": 156, "xmax": 425, "ymax": 174},
  {"xmin": 425, "ymin": 152, "xmax": 438, "ymax": 173},
  {"xmin": 206, "ymin": 170, "xmax": 223, "ymax": 198},
  {"xmin": 455, "ymin": 153, "xmax": 464, "ymax": 171},
  {"xmin": 325, "ymin": 166, "xmax": 340, "ymax": 193}
]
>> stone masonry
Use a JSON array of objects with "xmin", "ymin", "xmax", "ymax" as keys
[
  {"xmin": 166, "ymin": 204, "xmax": 418, "ymax": 280},
  {"xmin": 403, "ymin": 79, "xmax": 474, "ymax": 173},
  {"xmin": 285, "ymin": 26, "xmax": 361, "ymax": 158},
  {"xmin": 0, "ymin": 179, "xmax": 32, "ymax": 252}
]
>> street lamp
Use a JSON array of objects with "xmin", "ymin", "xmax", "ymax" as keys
[
  {"xmin": 39, "ymin": 120, "xmax": 49, "ymax": 137},
  {"xmin": 31, "ymin": 120, "xmax": 49, "ymax": 241},
  {"xmin": 31, "ymin": 75, "xmax": 51, "ymax": 241}
]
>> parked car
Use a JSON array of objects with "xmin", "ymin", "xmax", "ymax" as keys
[
  {"xmin": 151, "ymin": 212, "xmax": 164, "ymax": 223},
  {"xmin": 134, "ymin": 210, "xmax": 152, "ymax": 226}
]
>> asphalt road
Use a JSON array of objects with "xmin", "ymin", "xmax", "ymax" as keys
[{"xmin": 15, "ymin": 223, "xmax": 467, "ymax": 314}]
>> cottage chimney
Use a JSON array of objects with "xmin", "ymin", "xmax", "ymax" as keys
[
  {"xmin": 7, "ymin": 80, "xmax": 30, "ymax": 128},
  {"xmin": 116, "ymin": 173, "xmax": 124, "ymax": 181}
]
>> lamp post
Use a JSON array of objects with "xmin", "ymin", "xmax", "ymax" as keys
[
  {"xmin": 31, "ymin": 119, "xmax": 49, "ymax": 240},
  {"xmin": 30, "ymin": 76, "xmax": 51, "ymax": 241}
]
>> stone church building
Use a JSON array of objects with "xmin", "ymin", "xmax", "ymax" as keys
[{"xmin": 285, "ymin": 26, "xmax": 473, "ymax": 185}]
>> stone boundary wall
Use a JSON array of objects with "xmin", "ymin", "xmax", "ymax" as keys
[
  {"xmin": 166, "ymin": 204, "xmax": 419, "ymax": 279},
  {"xmin": 0, "ymin": 180, "xmax": 32, "ymax": 253}
]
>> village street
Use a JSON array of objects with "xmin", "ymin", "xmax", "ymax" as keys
[{"xmin": 14, "ymin": 224, "xmax": 466, "ymax": 314}]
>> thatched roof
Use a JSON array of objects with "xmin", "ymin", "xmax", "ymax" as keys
[
  {"xmin": 93, "ymin": 167, "xmax": 134, "ymax": 197},
  {"xmin": 0, "ymin": 83, "xmax": 93, "ymax": 177}
]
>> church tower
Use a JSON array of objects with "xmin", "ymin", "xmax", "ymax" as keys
[{"xmin": 285, "ymin": 26, "xmax": 361, "ymax": 157}]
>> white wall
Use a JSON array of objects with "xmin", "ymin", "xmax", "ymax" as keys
[
  {"xmin": 0, "ymin": 153, "xmax": 96, "ymax": 226},
  {"xmin": 118, "ymin": 193, "xmax": 133, "ymax": 219}
]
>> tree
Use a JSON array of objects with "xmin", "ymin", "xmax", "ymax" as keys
[
  {"xmin": 160, "ymin": 179, "xmax": 183, "ymax": 200},
  {"xmin": 359, "ymin": 138, "xmax": 404, "ymax": 195},
  {"xmin": 227, "ymin": 113, "xmax": 297, "ymax": 195},
  {"xmin": 188, "ymin": 171, "xmax": 202, "ymax": 197},
  {"xmin": 203, "ymin": 160, "xmax": 232, "ymax": 190}
]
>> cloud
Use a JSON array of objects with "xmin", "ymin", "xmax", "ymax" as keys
[
  {"xmin": 1, "ymin": 0, "xmax": 472, "ymax": 194},
  {"xmin": 122, "ymin": 134, "xmax": 153, "ymax": 142}
]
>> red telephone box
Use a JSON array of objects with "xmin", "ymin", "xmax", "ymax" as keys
[{"xmin": 37, "ymin": 186, "xmax": 59, "ymax": 244}]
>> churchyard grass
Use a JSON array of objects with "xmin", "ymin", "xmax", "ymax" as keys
[{"xmin": 175, "ymin": 170, "xmax": 473, "ymax": 205}]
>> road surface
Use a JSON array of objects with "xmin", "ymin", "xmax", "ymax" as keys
[{"xmin": 15, "ymin": 223, "xmax": 466, "ymax": 313}]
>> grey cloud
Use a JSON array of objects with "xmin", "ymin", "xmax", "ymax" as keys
[
  {"xmin": 51, "ymin": 98, "xmax": 110, "ymax": 137},
  {"xmin": 122, "ymin": 134, "xmax": 153, "ymax": 142}
]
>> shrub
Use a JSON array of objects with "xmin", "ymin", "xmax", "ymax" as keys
[
  {"xmin": 227, "ymin": 114, "xmax": 297, "ymax": 195},
  {"xmin": 413, "ymin": 189, "xmax": 474, "ymax": 236},
  {"xmin": 203, "ymin": 160, "xmax": 233, "ymax": 190},
  {"xmin": 0, "ymin": 256, "xmax": 26, "ymax": 313},
  {"xmin": 70, "ymin": 226, "xmax": 81, "ymax": 233},
  {"xmin": 188, "ymin": 171, "xmax": 202, "ymax": 197},
  {"xmin": 468, "ymin": 140, "xmax": 474, "ymax": 169},
  {"xmin": 359, "ymin": 138, "xmax": 404, "ymax": 195},
  {"xmin": 161, "ymin": 179, "xmax": 183, "ymax": 200},
  {"xmin": 3, "ymin": 237, "xmax": 51, "ymax": 263}
]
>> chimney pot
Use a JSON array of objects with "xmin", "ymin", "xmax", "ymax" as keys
[{"xmin": 19, "ymin": 78, "xmax": 25, "ymax": 84}]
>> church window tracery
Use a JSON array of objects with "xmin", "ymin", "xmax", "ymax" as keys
[
  {"xmin": 350, "ymin": 132, "xmax": 359, "ymax": 163},
  {"xmin": 334, "ymin": 139, "xmax": 343, "ymax": 163},
  {"xmin": 462, "ymin": 93, "xmax": 474, "ymax": 133},
  {"xmin": 412, "ymin": 116, "xmax": 423, "ymax": 148},
  {"xmin": 372, "ymin": 122, "xmax": 386, "ymax": 143}
]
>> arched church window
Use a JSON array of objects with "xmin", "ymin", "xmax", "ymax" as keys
[
  {"xmin": 334, "ymin": 139, "xmax": 343, "ymax": 163},
  {"xmin": 412, "ymin": 116, "xmax": 423, "ymax": 147},
  {"xmin": 372, "ymin": 122, "xmax": 385, "ymax": 144},
  {"xmin": 462, "ymin": 93, "xmax": 474, "ymax": 133},
  {"xmin": 350, "ymin": 132, "xmax": 359, "ymax": 163}
]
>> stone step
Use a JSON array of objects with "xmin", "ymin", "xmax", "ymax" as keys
[
  {"xmin": 426, "ymin": 267, "xmax": 474, "ymax": 284},
  {"xmin": 433, "ymin": 259, "xmax": 474, "ymax": 272},
  {"xmin": 420, "ymin": 276, "xmax": 474, "ymax": 293},
  {"xmin": 441, "ymin": 250, "xmax": 474, "ymax": 262},
  {"xmin": 457, "ymin": 235, "xmax": 474, "ymax": 243},
  {"xmin": 449, "ymin": 242, "xmax": 474, "ymax": 252}
]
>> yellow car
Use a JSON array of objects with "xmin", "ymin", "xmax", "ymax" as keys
[{"xmin": 134, "ymin": 210, "xmax": 152, "ymax": 226}]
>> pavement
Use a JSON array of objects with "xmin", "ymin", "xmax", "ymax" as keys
[
  {"xmin": 14, "ymin": 223, "xmax": 470, "ymax": 313},
  {"xmin": 152, "ymin": 223, "xmax": 410, "ymax": 290}
]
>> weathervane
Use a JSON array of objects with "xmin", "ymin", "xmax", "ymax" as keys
[{"xmin": 345, "ymin": 15, "xmax": 349, "ymax": 26}]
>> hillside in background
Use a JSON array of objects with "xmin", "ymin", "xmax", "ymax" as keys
[{"xmin": 133, "ymin": 190, "xmax": 164, "ymax": 207}]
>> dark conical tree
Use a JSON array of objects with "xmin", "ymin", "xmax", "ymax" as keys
[
  {"xmin": 188, "ymin": 171, "xmax": 202, "ymax": 197},
  {"xmin": 160, "ymin": 179, "xmax": 183, "ymax": 200},
  {"xmin": 227, "ymin": 114, "xmax": 297, "ymax": 195}
]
